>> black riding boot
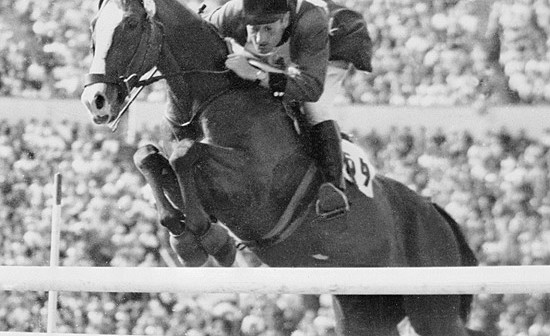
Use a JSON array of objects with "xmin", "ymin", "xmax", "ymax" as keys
[{"xmin": 310, "ymin": 120, "xmax": 350, "ymax": 217}]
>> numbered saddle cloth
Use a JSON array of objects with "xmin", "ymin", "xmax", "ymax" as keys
[{"xmin": 342, "ymin": 139, "xmax": 376, "ymax": 198}]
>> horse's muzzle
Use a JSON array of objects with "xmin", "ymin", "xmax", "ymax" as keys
[
  {"xmin": 92, "ymin": 114, "xmax": 111, "ymax": 125},
  {"xmin": 81, "ymin": 81, "xmax": 124, "ymax": 127}
]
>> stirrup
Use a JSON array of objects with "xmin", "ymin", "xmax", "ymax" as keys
[{"xmin": 315, "ymin": 182, "xmax": 350, "ymax": 219}]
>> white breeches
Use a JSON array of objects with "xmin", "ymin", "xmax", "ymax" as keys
[{"xmin": 303, "ymin": 62, "xmax": 350, "ymax": 125}]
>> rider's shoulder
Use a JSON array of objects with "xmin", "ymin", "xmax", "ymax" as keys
[
  {"xmin": 295, "ymin": 0, "xmax": 329, "ymax": 19},
  {"xmin": 292, "ymin": 0, "xmax": 329, "ymax": 34}
]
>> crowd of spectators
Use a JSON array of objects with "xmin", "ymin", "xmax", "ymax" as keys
[
  {"xmin": 1, "ymin": 117, "xmax": 549, "ymax": 335},
  {"xmin": 485, "ymin": 0, "xmax": 550, "ymax": 104},
  {"xmin": 1, "ymin": 0, "xmax": 550, "ymax": 105}
]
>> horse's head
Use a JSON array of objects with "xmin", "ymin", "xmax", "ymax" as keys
[{"xmin": 81, "ymin": 0, "xmax": 162, "ymax": 126}]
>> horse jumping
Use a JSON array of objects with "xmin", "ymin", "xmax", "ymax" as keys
[{"xmin": 80, "ymin": 1, "xmax": 487, "ymax": 335}]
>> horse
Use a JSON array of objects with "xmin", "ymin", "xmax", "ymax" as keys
[{"xmin": 80, "ymin": 0, "xmax": 487, "ymax": 335}]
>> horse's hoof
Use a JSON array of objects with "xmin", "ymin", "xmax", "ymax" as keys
[
  {"xmin": 200, "ymin": 222, "xmax": 237, "ymax": 267},
  {"xmin": 315, "ymin": 183, "xmax": 350, "ymax": 219},
  {"xmin": 169, "ymin": 230, "xmax": 209, "ymax": 267}
]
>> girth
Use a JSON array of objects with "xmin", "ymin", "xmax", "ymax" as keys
[{"xmin": 238, "ymin": 163, "xmax": 318, "ymax": 250}]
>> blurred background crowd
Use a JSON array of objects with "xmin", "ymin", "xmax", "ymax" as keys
[
  {"xmin": 1, "ymin": 0, "xmax": 550, "ymax": 105},
  {"xmin": 1, "ymin": 118, "xmax": 550, "ymax": 335},
  {"xmin": 2, "ymin": 0, "xmax": 550, "ymax": 335}
]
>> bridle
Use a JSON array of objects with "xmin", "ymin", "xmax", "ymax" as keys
[{"xmin": 84, "ymin": 0, "xmax": 229, "ymax": 131}]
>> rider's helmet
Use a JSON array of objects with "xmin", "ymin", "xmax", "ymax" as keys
[{"xmin": 243, "ymin": 0, "xmax": 290, "ymax": 25}]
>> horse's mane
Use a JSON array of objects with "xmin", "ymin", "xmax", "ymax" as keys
[
  {"xmin": 152, "ymin": 0, "xmax": 234, "ymax": 127},
  {"xmin": 156, "ymin": 0, "xmax": 229, "ymax": 71},
  {"xmin": 153, "ymin": 0, "xmax": 291, "ymax": 139}
]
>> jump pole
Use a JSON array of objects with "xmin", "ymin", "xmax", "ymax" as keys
[
  {"xmin": 47, "ymin": 173, "xmax": 62, "ymax": 334},
  {"xmin": 2, "ymin": 266, "xmax": 550, "ymax": 294}
]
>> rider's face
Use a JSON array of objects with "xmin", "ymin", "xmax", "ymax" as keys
[{"xmin": 246, "ymin": 14, "xmax": 289, "ymax": 54}]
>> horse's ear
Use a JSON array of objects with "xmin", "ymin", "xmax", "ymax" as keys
[{"xmin": 143, "ymin": 0, "xmax": 156, "ymax": 17}]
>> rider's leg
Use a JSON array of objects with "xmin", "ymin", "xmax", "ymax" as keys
[
  {"xmin": 309, "ymin": 120, "xmax": 349, "ymax": 216},
  {"xmin": 304, "ymin": 63, "xmax": 350, "ymax": 216}
]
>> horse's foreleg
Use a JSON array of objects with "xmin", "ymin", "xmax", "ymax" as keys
[
  {"xmin": 134, "ymin": 144, "xmax": 208, "ymax": 266},
  {"xmin": 405, "ymin": 295, "xmax": 469, "ymax": 336},
  {"xmin": 134, "ymin": 144, "xmax": 185, "ymax": 233},
  {"xmin": 170, "ymin": 140, "xmax": 236, "ymax": 267},
  {"xmin": 333, "ymin": 295, "xmax": 404, "ymax": 336}
]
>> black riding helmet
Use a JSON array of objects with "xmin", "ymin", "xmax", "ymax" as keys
[{"xmin": 243, "ymin": 0, "xmax": 290, "ymax": 25}]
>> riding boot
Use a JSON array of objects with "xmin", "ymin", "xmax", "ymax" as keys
[{"xmin": 310, "ymin": 120, "xmax": 350, "ymax": 217}]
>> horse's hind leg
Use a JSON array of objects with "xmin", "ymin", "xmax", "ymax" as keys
[
  {"xmin": 404, "ymin": 295, "xmax": 469, "ymax": 336},
  {"xmin": 333, "ymin": 295, "xmax": 404, "ymax": 336}
]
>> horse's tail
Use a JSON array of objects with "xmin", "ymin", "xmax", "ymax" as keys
[{"xmin": 432, "ymin": 202, "xmax": 478, "ymax": 322}]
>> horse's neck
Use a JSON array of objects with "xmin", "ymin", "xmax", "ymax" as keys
[{"xmin": 156, "ymin": 0, "xmax": 232, "ymax": 122}]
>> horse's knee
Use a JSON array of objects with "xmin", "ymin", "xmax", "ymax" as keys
[
  {"xmin": 134, "ymin": 144, "xmax": 175, "ymax": 180},
  {"xmin": 133, "ymin": 144, "xmax": 161, "ymax": 170}
]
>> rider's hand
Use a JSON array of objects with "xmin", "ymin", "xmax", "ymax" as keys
[{"xmin": 225, "ymin": 54, "xmax": 258, "ymax": 81}]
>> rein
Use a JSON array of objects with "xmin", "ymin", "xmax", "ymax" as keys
[{"xmin": 85, "ymin": 65, "xmax": 230, "ymax": 132}]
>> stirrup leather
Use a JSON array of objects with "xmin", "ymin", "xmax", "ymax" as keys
[{"xmin": 315, "ymin": 182, "xmax": 350, "ymax": 218}]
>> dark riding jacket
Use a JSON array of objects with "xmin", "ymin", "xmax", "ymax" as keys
[{"xmin": 206, "ymin": 0, "xmax": 330, "ymax": 103}]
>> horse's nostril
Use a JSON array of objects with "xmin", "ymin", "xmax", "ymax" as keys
[
  {"xmin": 94, "ymin": 94, "xmax": 105, "ymax": 110},
  {"xmin": 93, "ymin": 115, "xmax": 110, "ymax": 125}
]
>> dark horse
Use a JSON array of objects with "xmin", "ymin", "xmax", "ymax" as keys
[{"xmin": 80, "ymin": 0, "xmax": 486, "ymax": 335}]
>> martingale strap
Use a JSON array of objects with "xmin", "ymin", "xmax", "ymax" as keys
[{"xmin": 238, "ymin": 163, "xmax": 318, "ymax": 250}]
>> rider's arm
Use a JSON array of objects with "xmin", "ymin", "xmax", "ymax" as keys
[
  {"xmin": 242, "ymin": 7, "xmax": 330, "ymax": 102},
  {"xmin": 206, "ymin": 0, "xmax": 329, "ymax": 102},
  {"xmin": 281, "ymin": 6, "xmax": 329, "ymax": 103}
]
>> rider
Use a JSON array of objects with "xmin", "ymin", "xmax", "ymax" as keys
[{"xmin": 206, "ymin": 0, "xmax": 349, "ymax": 216}]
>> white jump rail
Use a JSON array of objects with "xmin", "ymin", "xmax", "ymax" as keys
[{"xmin": 1, "ymin": 265, "xmax": 550, "ymax": 295}]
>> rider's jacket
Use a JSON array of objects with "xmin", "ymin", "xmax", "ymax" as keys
[{"xmin": 206, "ymin": 0, "xmax": 330, "ymax": 104}]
